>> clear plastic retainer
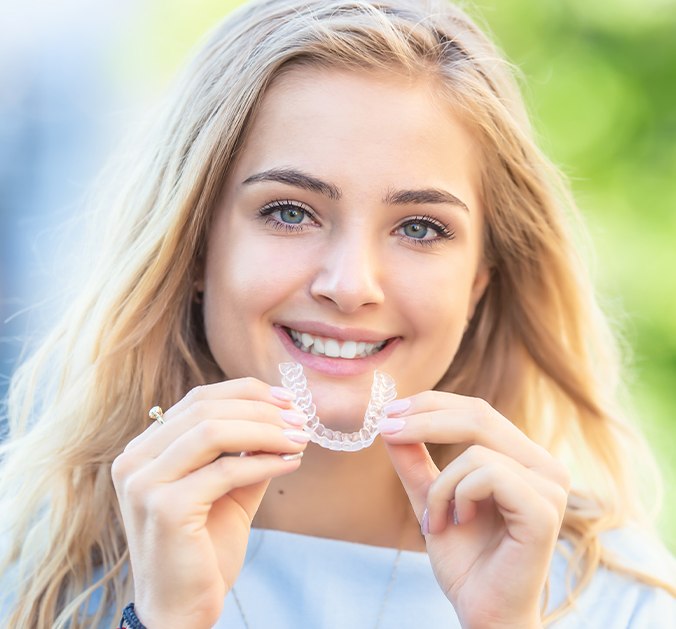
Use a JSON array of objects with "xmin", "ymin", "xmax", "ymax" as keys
[{"xmin": 278, "ymin": 362, "xmax": 397, "ymax": 452}]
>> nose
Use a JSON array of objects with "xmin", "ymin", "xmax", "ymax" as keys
[{"xmin": 309, "ymin": 232, "xmax": 385, "ymax": 313}]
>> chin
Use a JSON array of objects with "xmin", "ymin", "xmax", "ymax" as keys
[{"xmin": 311, "ymin": 392, "xmax": 371, "ymax": 431}]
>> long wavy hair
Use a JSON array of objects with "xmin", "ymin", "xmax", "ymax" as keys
[{"xmin": 1, "ymin": 1, "xmax": 672, "ymax": 626}]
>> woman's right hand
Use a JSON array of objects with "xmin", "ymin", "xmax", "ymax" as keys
[{"xmin": 111, "ymin": 377, "xmax": 308, "ymax": 628}]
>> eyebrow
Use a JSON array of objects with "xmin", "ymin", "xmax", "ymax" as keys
[
  {"xmin": 242, "ymin": 167, "xmax": 469, "ymax": 212},
  {"xmin": 242, "ymin": 168, "xmax": 341, "ymax": 200},
  {"xmin": 383, "ymin": 187, "xmax": 469, "ymax": 212}
]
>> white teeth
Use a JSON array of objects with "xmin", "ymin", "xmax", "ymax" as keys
[
  {"xmin": 340, "ymin": 340, "xmax": 357, "ymax": 359},
  {"xmin": 286, "ymin": 328, "xmax": 388, "ymax": 359},
  {"xmin": 324, "ymin": 339, "xmax": 340, "ymax": 358}
]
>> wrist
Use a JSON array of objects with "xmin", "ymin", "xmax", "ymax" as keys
[
  {"xmin": 463, "ymin": 611, "xmax": 542, "ymax": 629},
  {"xmin": 119, "ymin": 602, "xmax": 147, "ymax": 629},
  {"xmin": 484, "ymin": 615, "xmax": 542, "ymax": 629}
]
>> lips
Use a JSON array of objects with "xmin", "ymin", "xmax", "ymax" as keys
[{"xmin": 275, "ymin": 323, "xmax": 399, "ymax": 376}]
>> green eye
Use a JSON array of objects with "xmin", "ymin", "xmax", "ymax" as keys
[
  {"xmin": 279, "ymin": 206, "xmax": 305, "ymax": 224},
  {"xmin": 396, "ymin": 215, "xmax": 455, "ymax": 246},
  {"xmin": 403, "ymin": 222, "xmax": 429, "ymax": 239}
]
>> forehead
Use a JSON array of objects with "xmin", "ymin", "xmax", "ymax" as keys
[{"xmin": 230, "ymin": 66, "xmax": 482, "ymax": 209}]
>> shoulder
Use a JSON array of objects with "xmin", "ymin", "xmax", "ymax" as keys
[{"xmin": 547, "ymin": 527, "xmax": 675, "ymax": 628}]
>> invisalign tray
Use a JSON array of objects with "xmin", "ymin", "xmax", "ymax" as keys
[{"xmin": 279, "ymin": 362, "xmax": 397, "ymax": 451}]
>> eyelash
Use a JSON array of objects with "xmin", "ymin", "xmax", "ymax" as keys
[
  {"xmin": 258, "ymin": 200, "xmax": 318, "ymax": 232},
  {"xmin": 397, "ymin": 214, "xmax": 456, "ymax": 247},
  {"xmin": 257, "ymin": 201, "xmax": 456, "ymax": 246}
]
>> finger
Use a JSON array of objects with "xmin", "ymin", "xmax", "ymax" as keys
[
  {"xmin": 452, "ymin": 463, "xmax": 564, "ymax": 546},
  {"xmin": 425, "ymin": 445, "xmax": 566, "ymax": 535},
  {"xmin": 129, "ymin": 377, "xmax": 297, "ymax": 449},
  {"xmin": 125, "ymin": 453, "xmax": 302, "ymax": 533},
  {"xmin": 383, "ymin": 441, "xmax": 439, "ymax": 520},
  {"xmin": 169, "ymin": 378, "xmax": 296, "ymax": 418},
  {"xmin": 380, "ymin": 392, "xmax": 565, "ymax": 485},
  {"xmin": 148, "ymin": 421, "xmax": 310, "ymax": 481},
  {"xmin": 208, "ymin": 479, "xmax": 271, "ymax": 576},
  {"xmin": 128, "ymin": 398, "xmax": 306, "ymax": 457},
  {"xmin": 174, "ymin": 452, "xmax": 302, "ymax": 511}
]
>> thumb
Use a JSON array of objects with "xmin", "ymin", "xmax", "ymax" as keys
[
  {"xmin": 227, "ymin": 479, "xmax": 271, "ymax": 522},
  {"xmin": 383, "ymin": 441, "xmax": 439, "ymax": 518}
]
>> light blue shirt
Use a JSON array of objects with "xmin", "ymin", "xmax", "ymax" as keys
[
  {"xmin": 2, "ymin": 527, "xmax": 673, "ymax": 627},
  {"xmin": 214, "ymin": 527, "xmax": 675, "ymax": 628}
]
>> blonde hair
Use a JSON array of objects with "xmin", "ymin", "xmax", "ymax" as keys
[{"xmin": 1, "ymin": 1, "xmax": 672, "ymax": 626}]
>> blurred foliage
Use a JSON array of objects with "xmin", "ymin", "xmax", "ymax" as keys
[
  {"xmin": 116, "ymin": 0, "xmax": 675, "ymax": 549},
  {"xmin": 473, "ymin": 0, "xmax": 676, "ymax": 550}
]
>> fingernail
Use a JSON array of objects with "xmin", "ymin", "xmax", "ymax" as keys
[
  {"xmin": 270, "ymin": 386, "xmax": 296, "ymax": 401},
  {"xmin": 281, "ymin": 451, "xmax": 304, "ymax": 462},
  {"xmin": 383, "ymin": 399, "xmax": 411, "ymax": 416},
  {"xmin": 283, "ymin": 429, "xmax": 311, "ymax": 444},
  {"xmin": 453, "ymin": 508, "xmax": 459, "ymax": 526},
  {"xmin": 377, "ymin": 418, "xmax": 406, "ymax": 434},
  {"xmin": 421, "ymin": 508, "xmax": 430, "ymax": 536},
  {"xmin": 280, "ymin": 410, "xmax": 307, "ymax": 426}
]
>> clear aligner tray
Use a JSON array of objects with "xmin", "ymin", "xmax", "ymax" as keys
[{"xmin": 279, "ymin": 362, "xmax": 397, "ymax": 451}]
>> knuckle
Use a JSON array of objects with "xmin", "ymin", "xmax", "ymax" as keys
[
  {"xmin": 111, "ymin": 453, "xmax": 135, "ymax": 485},
  {"xmin": 185, "ymin": 384, "xmax": 207, "ymax": 404},
  {"xmin": 464, "ymin": 443, "xmax": 489, "ymax": 465},
  {"xmin": 426, "ymin": 479, "xmax": 447, "ymax": 505},
  {"xmin": 239, "ymin": 376, "xmax": 263, "ymax": 394},
  {"xmin": 540, "ymin": 501, "xmax": 563, "ymax": 531},
  {"xmin": 550, "ymin": 483, "xmax": 570, "ymax": 513},
  {"xmin": 194, "ymin": 418, "xmax": 221, "ymax": 443}
]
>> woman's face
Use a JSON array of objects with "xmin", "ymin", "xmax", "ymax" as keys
[{"xmin": 201, "ymin": 68, "xmax": 489, "ymax": 430}]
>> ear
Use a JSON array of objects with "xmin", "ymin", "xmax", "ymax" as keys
[{"xmin": 467, "ymin": 261, "xmax": 491, "ymax": 320}]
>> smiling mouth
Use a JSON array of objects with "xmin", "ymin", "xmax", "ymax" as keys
[{"xmin": 283, "ymin": 327, "xmax": 391, "ymax": 359}]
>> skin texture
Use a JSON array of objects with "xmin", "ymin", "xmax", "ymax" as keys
[
  {"xmin": 112, "ymin": 68, "xmax": 569, "ymax": 628},
  {"xmin": 202, "ymin": 68, "xmax": 489, "ymax": 428}
]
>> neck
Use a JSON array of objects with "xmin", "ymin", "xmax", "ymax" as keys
[{"xmin": 253, "ymin": 439, "xmax": 425, "ymax": 551}]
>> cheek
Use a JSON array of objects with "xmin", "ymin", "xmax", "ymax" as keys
[
  {"xmin": 203, "ymin": 235, "xmax": 308, "ymax": 324},
  {"xmin": 392, "ymin": 254, "xmax": 475, "ymax": 329}
]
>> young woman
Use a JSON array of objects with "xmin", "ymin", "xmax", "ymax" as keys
[{"xmin": 1, "ymin": 1, "xmax": 674, "ymax": 627}]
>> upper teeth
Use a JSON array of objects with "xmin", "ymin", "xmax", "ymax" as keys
[{"xmin": 288, "ymin": 328, "xmax": 387, "ymax": 359}]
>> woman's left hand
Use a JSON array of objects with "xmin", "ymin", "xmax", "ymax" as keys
[{"xmin": 380, "ymin": 391, "xmax": 570, "ymax": 629}]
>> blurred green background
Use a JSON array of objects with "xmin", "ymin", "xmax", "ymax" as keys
[{"xmin": 115, "ymin": 0, "xmax": 676, "ymax": 549}]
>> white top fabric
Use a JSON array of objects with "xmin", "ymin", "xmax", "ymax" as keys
[
  {"xmin": 2, "ymin": 527, "xmax": 674, "ymax": 627},
  {"xmin": 213, "ymin": 527, "xmax": 675, "ymax": 629}
]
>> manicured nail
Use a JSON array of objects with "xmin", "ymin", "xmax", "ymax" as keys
[
  {"xmin": 283, "ymin": 429, "xmax": 311, "ymax": 443},
  {"xmin": 421, "ymin": 508, "xmax": 430, "ymax": 536},
  {"xmin": 281, "ymin": 451, "xmax": 304, "ymax": 462},
  {"xmin": 383, "ymin": 399, "xmax": 411, "ymax": 416},
  {"xmin": 377, "ymin": 418, "xmax": 406, "ymax": 434},
  {"xmin": 270, "ymin": 386, "xmax": 296, "ymax": 401},
  {"xmin": 280, "ymin": 410, "xmax": 307, "ymax": 426}
]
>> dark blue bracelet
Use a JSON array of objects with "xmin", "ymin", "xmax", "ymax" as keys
[{"xmin": 120, "ymin": 602, "xmax": 147, "ymax": 629}]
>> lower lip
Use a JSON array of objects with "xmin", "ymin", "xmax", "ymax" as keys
[{"xmin": 275, "ymin": 326, "xmax": 400, "ymax": 377}]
